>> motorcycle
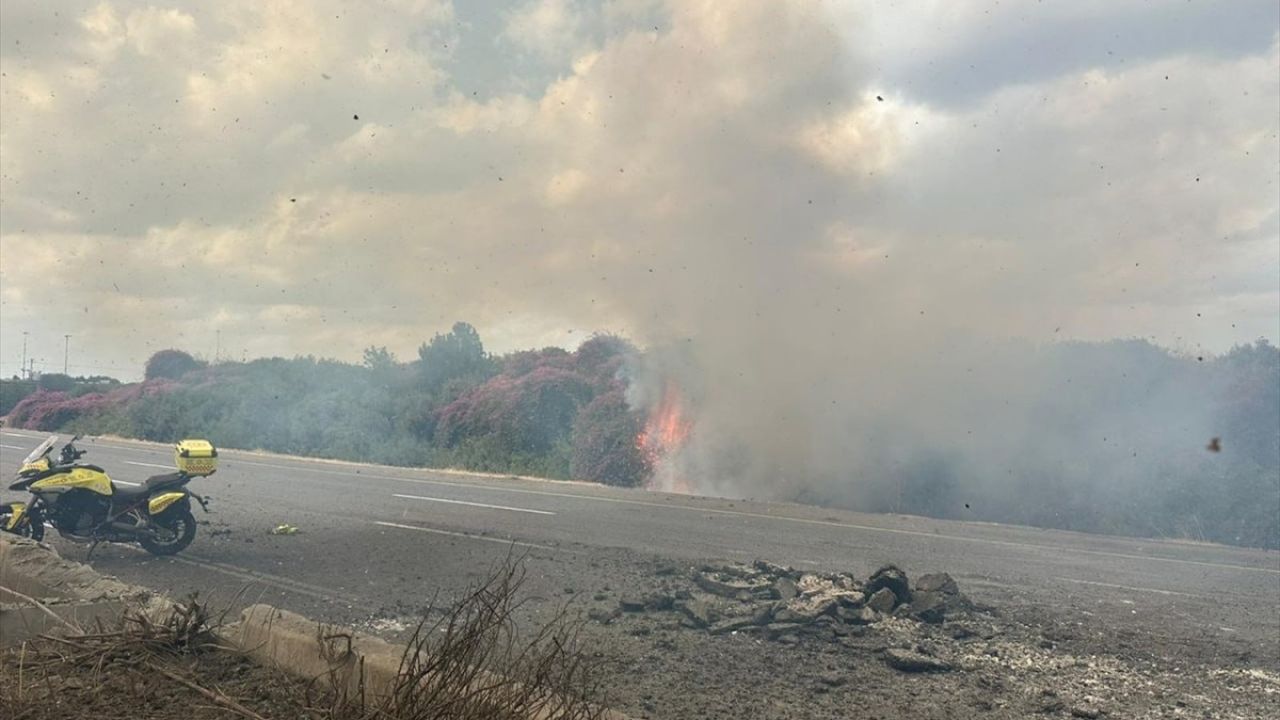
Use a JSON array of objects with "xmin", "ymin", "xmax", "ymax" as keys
[{"xmin": 0, "ymin": 435, "xmax": 216, "ymax": 556}]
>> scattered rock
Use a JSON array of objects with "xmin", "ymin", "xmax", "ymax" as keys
[
  {"xmin": 677, "ymin": 599, "xmax": 714, "ymax": 629},
  {"xmin": 774, "ymin": 598, "xmax": 836, "ymax": 624},
  {"xmin": 772, "ymin": 577, "xmax": 799, "ymax": 601},
  {"xmin": 867, "ymin": 565, "xmax": 911, "ymax": 605},
  {"xmin": 915, "ymin": 572, "xmax": 959, "ymax": 595},
  {"xmin": 694, "ymin": 571, "xmax": 769, "ymax": 601},
  {"xmin": 596, "ymin": 558, "xmax": 972, "ymax": 647},
  {"xmin": 753, "ymin": 559, "xmax": 799, "ymax": 578},
  {"xmin": 836, "ymin": 591, "xmax": 865, "ymax": 608},
  {"xmin": 708, "ymin": 616, "xmax": 762, "ymax": 636},
  {"xmin": 850, "ymin": 606, "xmax": 881, "ymax": 625},
  {"xmin": 866, "ymin": 587, "xmax": 898, "ymax": 614},
  {"xmin": 907, "ymin": 591, "xmax": 947, "ymax": 624},
  {"xmin": 645, "ymin": 593, "xmax": 675, "ymax": 611},
  {"xmin": 764, "ymin": 622, "xmax": 804, "ymax": 640},
  {"xmin": 833, "ymin": 604, "xmax": 869, "ymax": 624},
  {"xmin": 882, "ymin": 648, "xmax": 952, "ymax": 673},
  {"xmin": 702, "ymin": 562, "xmax": 766, "ymax": 581}
]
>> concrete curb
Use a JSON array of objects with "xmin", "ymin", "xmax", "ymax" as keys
[
  {"xmin": 221, "ymin": 603, "xmax": 630, "ymax": 719},
  {"xmin": 0, "ymin": 536, "xmax": 629, "ymax": 719},
  {"xmin": 222, "ymin": 603, "xmax": 405, "ymax": 701},
  {"xmin": 0, "ymin": 535, "xmax": 158, "ymax": 647}
]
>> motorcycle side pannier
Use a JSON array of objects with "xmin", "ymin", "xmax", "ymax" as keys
[{"xmin": 175, "ymin": 439, "xmax": 218, "ymax": 476}]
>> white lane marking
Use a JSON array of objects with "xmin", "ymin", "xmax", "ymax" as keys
[
  {"xmin": 31, "ymin": 439, "xmax": 1280, "ymax": 578},
  {"xmin": 2, "ymin": 432, "xmax": 32, "ymax": 438},
  {"xmin": 0, "ymin": 444, "xmax": 27, "ymax": 450},
  {"xmin": 1055, "ymin": 577, "xmax": 1210, "ymax": 599},
  {"xmin": 374, "ymin": 520, "xmax": 555, "ymax": 550},
  {"xmin": 229, "ymin": 459, "xmax": 1280, "ymax": 577},
  {"xmin": 171, "ymin": 556, "xmax": 361, "ymax": 604},
  {"xmin": 392, "ymin": 493, "xmax": 555, "ymax": 516},
  {"xmin": 125, "ymin": 461, "xmax": 174, "ymax": 469},
  {"xmin": 114, "ymin": 480, "xmax": 141, "ymax": 487}
]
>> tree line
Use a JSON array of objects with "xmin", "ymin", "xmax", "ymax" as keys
[{"xmin": 2, "ymin": 326, "xmax": 1276, "ymax": 549}]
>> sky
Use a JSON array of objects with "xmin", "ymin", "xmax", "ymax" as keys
[{"xmin": 1, "ymin": 0, "xmax": 1277, "ymax": 381}]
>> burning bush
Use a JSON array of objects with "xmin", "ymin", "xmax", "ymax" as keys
[
  {"xmin": 570, "ymin": 390, "xmax": 650, "ymax": 487},
  {"xmin": 635, "ymin": 380, "xmax": 694, "ymax": 493}
]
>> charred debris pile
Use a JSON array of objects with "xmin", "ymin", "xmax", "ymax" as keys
[{"xmin": 595, "ymin": 561, "xmax": 977, "ymax": 658}]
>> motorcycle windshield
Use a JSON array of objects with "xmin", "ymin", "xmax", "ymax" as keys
[{"xmin": 22, "ymin": 436, "xmax": 57, "ymax": 466}]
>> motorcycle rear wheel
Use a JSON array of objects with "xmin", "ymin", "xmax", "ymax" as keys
[{"xmin": 139, "ymin": 509, "xmax": 196, "ymax": 556}]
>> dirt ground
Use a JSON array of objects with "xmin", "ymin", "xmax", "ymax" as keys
[
  {"xmin": 30, "ymin": 535, "xmax": 1280, "ymax": 720},
  {"xmin": 354, "ymin": 554, "xmax": 1280, "ymax": 720},
  {"xmin": 0, "ymin": 644, "xmax": 317, "ymax": 720}
]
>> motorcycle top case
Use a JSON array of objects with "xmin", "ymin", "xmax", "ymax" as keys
[{"xmin": 175, "ymin": 439, "xmax": 218, "ymax": 476}]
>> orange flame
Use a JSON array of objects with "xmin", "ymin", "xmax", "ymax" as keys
[{"xmin": 637, "ymin": 381, "xmax": 693, "ymax": 493}]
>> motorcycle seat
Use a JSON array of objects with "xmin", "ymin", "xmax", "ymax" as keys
[{"xmin": 113, "ymin": 472, "xmax": 187, "ymax": 499}]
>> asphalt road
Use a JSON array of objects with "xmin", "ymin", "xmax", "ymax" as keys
[{"xmin": 2, "ymin": 428, "xmax": 1277, "ymax": 658}]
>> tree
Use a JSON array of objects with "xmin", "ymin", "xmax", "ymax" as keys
[
  {"xmin": 144, "ymin": 349, "xmax": 205, "ymax": 381},
  {"xmin": 36, "ymin": 373, "xmax": 75, "ymax": 392},
  {"xmin": 362, "ymin": 346, "xmax": 397, "ymax": 371},
  {"xmin": 417, "ymin": 322, "xmax": 491, "ymax": 391}
]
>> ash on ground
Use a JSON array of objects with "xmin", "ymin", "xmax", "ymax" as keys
[
  {"xmin": 566, "ymin": 558, "xmax": 1278, "ymax": 719},
  {"xmin": 593, "ymin": 560, "xmax": 975, "ymax": 672}
]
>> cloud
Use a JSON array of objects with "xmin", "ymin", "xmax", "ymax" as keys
[
  {"xmin": 0, "ymin": 0, "xmax": 1274, "ymax": 392},
  {"xmin": 502, "ymin": 0, "xmax": 586, "ymax": 61}
]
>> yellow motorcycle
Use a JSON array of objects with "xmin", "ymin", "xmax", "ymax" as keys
[{"xmin": 1, "ymin": 435, "xmax": 216, "ymax": 556}]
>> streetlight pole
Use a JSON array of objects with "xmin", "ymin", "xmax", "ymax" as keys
[
  {"xmin": 64, "ymin": 335, "xmax": 71, "ymax": 375},
  {"xmin": 21, "ymin": 331, "xmax": 28, "ymax": 379}
]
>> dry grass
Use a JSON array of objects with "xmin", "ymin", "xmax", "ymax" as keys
[
  {"xmin": 0, "ymin": 595, "xmax": 294, "ymax": 720},
  {"xmin": 317, "ymin": 559, "xmax": 606, "ymax": 720},
  {"xmin": 1, "ymin": 558, "xmax": 606, "ymax": 720}
]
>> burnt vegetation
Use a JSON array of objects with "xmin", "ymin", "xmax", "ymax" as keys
[
  {"xmin": 1, "ymin": 327, "xmax": 1276, "ymax": 549},
  {"xmin": 0, "ymin": 564, "xmax": 605, "ymax": 720}
]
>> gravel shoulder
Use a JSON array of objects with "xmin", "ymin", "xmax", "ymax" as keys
[{"xmin": 70, "ymin": 534, "xmax": 1280, "ymax": 720}]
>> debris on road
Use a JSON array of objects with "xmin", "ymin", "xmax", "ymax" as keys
[
  {"xmin": 269, "ymin": 523, "xmax": 299, "ymax": 535},
  {"xmin": 866, "ymin": 564, "xmax": 911, "ymax": 604},
  {"xmin": 882, "ymin": 648, "xmax": 953, "ymax": 673},
  {"xmin": 595, "ymin": 559, "xmax": 977, "ymax": 649}
]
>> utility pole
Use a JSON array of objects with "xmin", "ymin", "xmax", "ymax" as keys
[
  {"xmin": 215, "ymin": 329, "xmax": 221, "ymax": 363},
  {"xmin": 64, "ymin": 335, "xmax": 71, "ymax": 375},
  {"xmin": 21, "ymin": 331, "xmax": 28, "ymax": 379}
]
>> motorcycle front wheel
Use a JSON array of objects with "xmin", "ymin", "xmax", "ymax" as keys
[
  {"xmin": 139, "ymin": 508, "xmax": 196, "ymax": 556},
  {"xmin": 0, "ymin": 506, "xmax": 43, "ymax": 542}
]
